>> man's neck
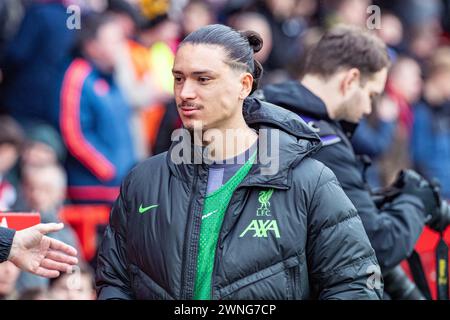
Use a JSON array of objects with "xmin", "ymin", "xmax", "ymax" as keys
[
  {"xmin": 203, "ymin": 118, "xmax": 258, "ymax": 162},
  {"xmin": 301, "ymin": 75, "xmax": 337, "ymax": 120}
]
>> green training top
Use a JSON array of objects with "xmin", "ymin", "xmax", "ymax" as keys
[{"xmin": 193, "ymin": 151, "xmax": 257, "ymax": 300}]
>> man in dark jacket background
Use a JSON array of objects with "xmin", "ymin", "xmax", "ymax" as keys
[
  {"xmin": 260, "ymin": 25, "xmax": 443, "ymax": 274},
  {"xmin": 96, "ymin": 24, "xmax": 382, "ymax": 300}
]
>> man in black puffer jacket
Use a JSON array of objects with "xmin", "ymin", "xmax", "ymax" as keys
[
  {"xmin": 259, "ymin": 25, "xmax": 442, "ymax": 273},
  {"xmin": 96, "ymin": 24, "xmax": 382, "ymax": 300}
]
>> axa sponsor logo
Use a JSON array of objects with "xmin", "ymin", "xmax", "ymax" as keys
[{"xmin": 239, "ymin": 219, "xmax": 281, "ymax": 238}]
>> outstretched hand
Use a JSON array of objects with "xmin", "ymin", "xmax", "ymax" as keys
[{"xmin": 8, "ymin": 223, "xmax": 78, "ymax": 278}]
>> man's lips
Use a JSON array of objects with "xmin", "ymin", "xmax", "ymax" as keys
[{"xmin": 179, "ymin": 105, "xmax": 201, "ymax": 116}]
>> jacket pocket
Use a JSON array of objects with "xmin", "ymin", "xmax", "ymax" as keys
[
  {"xmin": 216, "ymin": 253, "xmax": 306, "ymax": 300},
  {"xmin": 129, "ymin": 264, "xmax": 174, "ymax": 300},
  {"xmin": 286, "ymin": 251, "xmax": 307, "ymax": 300}
]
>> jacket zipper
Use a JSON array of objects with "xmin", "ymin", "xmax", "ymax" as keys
[
  {"xmin": 180, "ymin": 165, "xmax": 203, "ymax": 299},
  {"xmin": 210, "ymin": 186, "xmax": 249, "ymax": 300}
]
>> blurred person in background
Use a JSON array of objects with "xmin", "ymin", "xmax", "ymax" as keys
[
  {"xmin": 0, "ymin": 0, "xmax": 77, "ymax": 127},
  {"xmin": 260, "ymin": 26, "xmax": 442, "ymax": 277},
  {"xmin": 0, "ymin": 116, "xmax": 25, "ymax": 211},
  {"xmin": 48, "ymin": 262, "xmax": 95, "ymax": 300},
  {"xmin": 21, "ymin": 123, "xmax": 66, "ymax": 169},
  {"xmin": 374, "ymin": 11, "xmax": 403, "ymax": 61},
  {"xmin": 15, "ymin": 164, "xmax": 81, "ymax": 294},
  {"xmin": 180, "ymin": 0, "xmax": 215, "ymax": 37},
  {"xmin": 5, "ymin": 122, "xmax": 67, "ymax": 191},
  {"xmin": 378, "ymin": 56, "xmax": 422, "ymax": 186},
  {"xmin": 412, "ymin": 47, "xmax": 450, "ymax": 200},
  {"xmin": 0, "ymin": 261, "xmax": 20, "ymax": 300},
  {"xmin": 0, "ymin": 0, "xmax": 27, "ymax": 55},
  {"xmin": 57, "ymin": 13, "xmax": 136, "ymax": 204},
  {"xmin": 254, "ymin": 0, "xmax": 306, "ymax": 79},
  {"xmin": 388, "ymin": 0, "xmax": 443, "ymax": 64},
  {"xmin": 351, "ymin": 94, "xmax": 398, "ymax": 188},
  {"xmin": 111, "ymin": 0, "xmax": 176, "ymax": 158},
  {"xmin": 322, "ymin": 0, "xmax": 372, "ymax": 28},
  {"xmin": 21, "ymin": 165, "xmax": 79, "ymax": 249}
]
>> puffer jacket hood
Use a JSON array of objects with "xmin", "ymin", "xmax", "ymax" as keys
[
  {"xmin": 259, "ymin": 80, "xmax": 330, "ymax": 120},
  {"xmin": 167, "ymin": 97, "xmax": 322, "ymax": 189}
]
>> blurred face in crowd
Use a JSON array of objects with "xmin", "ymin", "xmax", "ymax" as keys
[
  {"xmin": 336, "ymin": 0, "xmax": 371, "ymax": 27},
  {"xmin": 377, "ymin": 13, "xmax": 403, "ymax": 47},
  {"xmin": 0, "ymin": 143, "xmax": 18, "ymax": 175},
  {"xmin": 21, "ymin": 142, "xmax": 58, "ymax": 168},
  {"xmin": 22, "ymin": 166, "xmax": 66, "ymax": 213},
  {"xmin": 84, "ymin": 21, "xmax": 125, "ymax": 73},
  {"xmin": 49, "ymin": 273, "xmax": 95, "ymax": 300},
  {"xmin": 0, "ymin": 261, "xmax": 20, "ymax": 297},
  {"xmin": 389, "ymin": 58, "xmax": 422, "ymax": 104},
  {"xmin": 111, "ymin": 13, "xmax": 136, "ymax": 38},
  {"xmin": 335, "ymin": 67, "xmax": 388, "ymax": 123},
  {"xmin": 172, "ymin": 44, "xmax": 253, "ymax": 132},
  {"xmin": 182, "ymin": 1, "xmax": 214, "ymax": 35},
  {"xmin": 266, "ymin": 0, "xmax": 296, "ymax": 19}
]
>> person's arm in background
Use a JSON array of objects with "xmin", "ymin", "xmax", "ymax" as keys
[
  {"xmin": 307, "ymin": 164, "xmax": 383, "ymax": 300},
  {"xmin": 59, "ymin": 59, "xmax": 117, "ymax": 182},
  {"xmin": 96, "ymin": 176, "xmax": 134, "ymax": 299},
  {"xmin": 0, "ymin": 223, "xmax": 78, "ymax": 277}
]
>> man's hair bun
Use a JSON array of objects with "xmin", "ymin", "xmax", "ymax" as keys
[{"xmin": 240, "ymin": 30, "xmax": 263, "ymax": 54}]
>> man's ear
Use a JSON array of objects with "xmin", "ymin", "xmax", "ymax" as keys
[
  {"xmin": 340, "ymin": 68, "xmax": 361, "ymax": 96},
  {"xmin": 239, "ymin": 72, "xmax": 254, "ymax": 100}
]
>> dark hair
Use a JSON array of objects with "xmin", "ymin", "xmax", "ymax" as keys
[
  {"xmin": 74, "ymin": 13, "xmax": 115, "ymax": 54},
  {"xmin": 180, "ymin": 24, "xmax": 264, "ymax": 94},
  {"xmin": 304, "ymin": 25, "xmax": 390, "ymax": 83},
  {"xmin": 0, "ymin": 115, "xmax": 25, "ymax": 148}
]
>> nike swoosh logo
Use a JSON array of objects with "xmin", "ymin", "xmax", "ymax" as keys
[
  {"xmin": 139, "ymin": 204, "xmax": 159, "ymax": 214},
  {"xmin": 202, "ymin": 209, "xmax": 218, "ymax": 220}
]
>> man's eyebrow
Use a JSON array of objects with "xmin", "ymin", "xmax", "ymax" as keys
[{"xmin": 171, "ymin": 69, "xmax": 217, "ymax": 76}]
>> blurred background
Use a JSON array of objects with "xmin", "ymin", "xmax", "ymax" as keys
[{"xmin": 0, "ymin": 0, "xmax": 449, "ymax": 300}]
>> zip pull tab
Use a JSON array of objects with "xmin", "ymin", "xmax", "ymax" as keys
[{"xmin": 436, "ymin": 233, "xmax": 449, "ymax": 300}]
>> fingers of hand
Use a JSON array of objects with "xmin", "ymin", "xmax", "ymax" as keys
[
  {"xmin": 46, "ymin": 249, "xmax": 78, "ymax": 266},
  {"xmin": 34, "ymin": 267, "xmax": 60, "ymax": 278},
  {"xmin": 36, "ymin": 223, "xmax": 64, "ymax": 235},
  {"xmin": 48, "ymin": 237, "xmax": 78, "ymax": 257},
  {"xmin": 41, "ymin": 257, "xmax": 74, "ymax": 273}
]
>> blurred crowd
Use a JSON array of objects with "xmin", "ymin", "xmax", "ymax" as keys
[{"xmin": 0, "ymin": 0, "xmax": 449, "ymax": 299}]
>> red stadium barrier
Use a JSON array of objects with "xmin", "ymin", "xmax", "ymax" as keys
[{"xmin": 59, "ymin": 205, "xmax": 111, "ymax": 261}]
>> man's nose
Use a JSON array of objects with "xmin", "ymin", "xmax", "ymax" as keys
[{"xmin": 179, "ymin": 80, "xmax": 196, "ymax": 100}]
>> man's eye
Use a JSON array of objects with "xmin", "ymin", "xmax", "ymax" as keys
[
  {"xmin": 198, "ymin": 77, "xmax": 210, "ymax": 83},
  {"xmin": 174, "ymin": 77, "xmax": 184, "ymax": 83}
]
